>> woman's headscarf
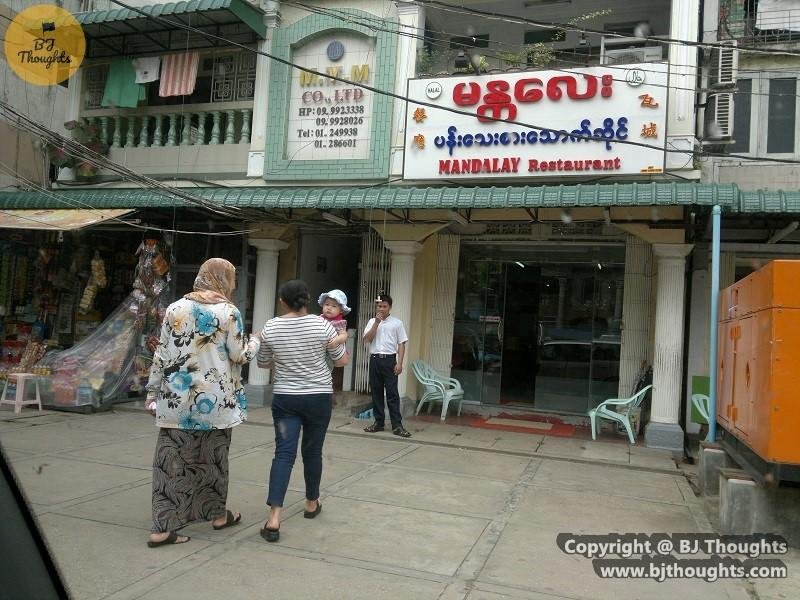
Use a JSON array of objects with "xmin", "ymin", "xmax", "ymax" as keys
[{"xmin": 184, "ymin": 258, "xmax": 235, "ymax": 304}]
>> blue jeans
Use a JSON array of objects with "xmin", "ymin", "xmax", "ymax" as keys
[{"xmin": 267, "ymin": 393, "xmax": 332, "ymax": 507}]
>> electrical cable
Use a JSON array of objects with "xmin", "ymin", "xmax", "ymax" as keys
[
  {"xmin": 0, "ymin": 161, "xmax": 260, "ymax": 236},
  {"xmin": 407, "ymin": 0, "xmax": 800, "ymax": 58},
  {"xmin": 284, "ymin": 1, "xmax": 800, "ymax": 100},
  {"xmin": 101, "ymin": 0, "xmax": 800, "ymax": 166}
]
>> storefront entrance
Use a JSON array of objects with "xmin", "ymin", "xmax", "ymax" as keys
[{"xmin": 451, "ymin": 243, "xmax": 625, "ymax": 414}]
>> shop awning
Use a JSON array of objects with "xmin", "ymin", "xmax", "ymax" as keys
[
  {"xmin": 76, "ymin": 0, "xmax": 267, "ymax": 59},
  {"xmin": 0, "ymin": 183, "xmax": 799, "ymax": 213},
  {"xmin": 0, "ymin": 208, "xmax": 134, "ymax": 230}
]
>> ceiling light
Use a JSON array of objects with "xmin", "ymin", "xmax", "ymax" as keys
[
  {"xmin": 447, "ymin": 210, "xmax": 468, "ymax": 226},
  {"xmin": 597, "ymin": 262, "xmax": 603, "ymax": 270},
  {"xmin": 515, "ymin": 261, "xmax": 525, "ymax": 268},
  {"xmin": 321, "ymin": 211, "xmax": 348, "ymax": 226}
]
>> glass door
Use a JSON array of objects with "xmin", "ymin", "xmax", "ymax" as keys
[{"xmin": 451, "ymin": 244, "xmax": 624, "ymax": 413}]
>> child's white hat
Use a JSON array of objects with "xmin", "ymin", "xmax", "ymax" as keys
[{"xmin": 318, "ymin": 289, "xmax": 351, "ymax": 315}]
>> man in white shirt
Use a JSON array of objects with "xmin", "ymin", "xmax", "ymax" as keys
[{"xmin": 362, "ymin": 293, "xmax": 411, "ymax": 438}]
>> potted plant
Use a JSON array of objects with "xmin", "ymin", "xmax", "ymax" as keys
[{"xmin": 47, "ymin": 120, "xmax": 109, "ymax": 181}]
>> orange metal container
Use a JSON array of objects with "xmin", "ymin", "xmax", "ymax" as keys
[{"xmin": 717, "ymin": 260, "xmax": 800, "ymax": 464}]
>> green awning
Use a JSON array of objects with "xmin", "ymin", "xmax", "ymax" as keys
[
  {"xmin": 76, "ymin": 0, "xmax": 266, "ymax": 59},
  {"xmin": 1, "ymin": 183, "xmax": 799, "ymax": 213}
]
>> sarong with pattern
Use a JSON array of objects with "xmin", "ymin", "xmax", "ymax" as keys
[{"xmin": 151, "ymin": 428, "xmax": 232, "ymax": 533}]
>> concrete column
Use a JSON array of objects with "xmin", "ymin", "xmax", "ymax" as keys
[
  {"xmin": 383, "ymin": 240, "xmax": 422, "ymax": 399},
  {"xmin": 247, "ymin": 2, "xmax": 281, "ymax": 176},
  {"xmin": 666, "ymin": 0, "xmax": 700, "ymax": 169},
  {"xmin": 245, "ymin": 238, "xmax": 288, "ymax": 403},
  {"xmin": 618, "ymin": 236, "xmax": 654, "ymax": 398},
  {"xmin": 391, "ymin": 1, "xmax": 425, "ymax": 176},
  {"xmin": 646, "ymin": 243, "xmax": 694, "ymax": 452}
]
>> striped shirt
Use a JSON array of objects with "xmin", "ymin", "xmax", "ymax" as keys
[{"xmin": 257, "ymin": 314, "xmax": 346, "ymax": 394}]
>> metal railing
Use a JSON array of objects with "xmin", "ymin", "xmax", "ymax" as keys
[
  {"xmin": 81, "ymin": 101, "xmax": 253, "ymax": 148},
  {"xmin": 720, "ymin": 4, "xmax": 800, "ymax": 44}
]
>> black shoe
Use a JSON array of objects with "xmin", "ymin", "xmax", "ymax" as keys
[
  {"xmin": 392, "ymin": 426, "xmax": 412, "ymax": 438},
  {"xmin": 260, "ymin": 527, "xmax": 280, "ymax": 542},
  {"xmin": 364, "ymin": 422, "xmax": 384, "ymax": 433},
  {"xmin": 303, "ymin": 500, "xmax": 322, "ymax": 519}
]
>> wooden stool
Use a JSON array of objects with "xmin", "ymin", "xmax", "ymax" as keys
[{"xmin": 0, "ymin": 373, "xmax": 43, "ymax": 414}]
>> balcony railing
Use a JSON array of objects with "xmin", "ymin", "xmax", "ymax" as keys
[
  {"xmin": 81, "ymin": 101, "xmax": 253, "ymax": 149},
  {"xmin": 720, "ymin": 3, "xmax": 800, "ymax": 44}
]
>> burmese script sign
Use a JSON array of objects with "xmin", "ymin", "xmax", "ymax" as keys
[
  {"xmin": 285, "ymin": 34, "xmax": 375, "ymax": 161},
  {"xmin": 403, "ymin": 63, "xmax": 668, "ymax": 180}
]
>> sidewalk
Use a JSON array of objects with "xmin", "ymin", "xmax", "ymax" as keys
[{"xmin": 1, "ymin": 404, "xmax": 797, "ymax": 600}]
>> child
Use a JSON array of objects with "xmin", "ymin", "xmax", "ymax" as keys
[{"xmin": 318, "ymin": 289, "xmax": 350, "ymax": 364}]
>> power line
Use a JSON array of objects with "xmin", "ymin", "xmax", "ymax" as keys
[
  {"xmin": 0, "ymin": 161, "xmax": 260, "ymax": 237},
  {"xmin": 408, "ymin": 0, "xmax": 800, "ymax": 58},
  {"xmin": 284, "ymin": 1, "xmax": 800, "ymax": 100},
  {"xmin": 0, "ymin": 100, "xmax": 251, "ymax": 220},
  {"xmin": 103, "ymin": 0, "xmax": 800, "ymax": 166},
  {"xmin": 287, "ymin": 1, "xmax": 800, "ymax": 78}
]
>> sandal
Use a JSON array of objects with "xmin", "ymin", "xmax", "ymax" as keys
[
  {"xmin": 364, "ymin": 422, "xmax": 384, "ymax": 433},
  {"xmin": 392, "ymin": 426, "xmax": 412, "ymax": 438},
  {"xmin": 260, "ymin": 526, "xmax": 280, "ymax": 543},
  {"xmin": 147, "ymin": 531, "xmax": 190, "ymax": 548},
  {"xmin": 212, "ymin": 509, "xmax": 242, "ymax": 530},
  {"xmin": 303, "ymin": 500, "xmax": 322, "ymax": 519}
]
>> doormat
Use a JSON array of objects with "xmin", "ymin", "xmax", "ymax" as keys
[
  {"xmin": 411, "ymin": 412, "xmax": 580, "ymax": 437},
  {"xmin": 466, "ymin": 413, "xmax": 577, "ymax": 437}
]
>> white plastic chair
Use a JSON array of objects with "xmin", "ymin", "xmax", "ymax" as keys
[
  {"xmin": 588, "ymin": 384, "xmax": 653, "ymax": 444},
  {"xmin": 411, "ymin": 360, "xmax": 465, "ymax": 421}
]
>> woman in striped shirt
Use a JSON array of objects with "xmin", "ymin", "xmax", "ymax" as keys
[{"xmin": 257, "ymin": 279, "xmax": 348, "ymax": 542}]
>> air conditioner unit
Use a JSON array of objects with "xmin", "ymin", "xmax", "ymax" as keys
[
  {"xmin": 603, "ymin": 46, "xmax": 663, "ymax": 65},
  {"xmin": 715, "ymin": 40, "xmax": 738, "ymax": 86}
]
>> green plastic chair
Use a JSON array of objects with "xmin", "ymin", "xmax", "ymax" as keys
[
  {"xmin": 411, "ymin": 359, "xmax": 465, "ymax": 421},
  {"xmin": 588, "ymin": 384, "xmax": 653, "ymax": 444}
]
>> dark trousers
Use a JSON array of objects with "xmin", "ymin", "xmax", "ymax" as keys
[
  {"xmin": 369, "ymin": 355, "xmax": 402, "ymax": 429},
  {"xmin": 267, "ymin": 393, "xmax": 332, "ymax": 507}
]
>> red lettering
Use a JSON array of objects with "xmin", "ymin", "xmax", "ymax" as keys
[
  {"xmin": 439, "ymin": 160, "xmax": 451, "ymax": 174},
  {"xmin": 548, "ymin": 161, "xmax": 557, "ymax": 171},
  {"xmin": 528, "ymin": 159, "xmax": 539, "ymax": 171},
  {"xmin": 477, "ymin": 104, "xmax": 517, "ymax": 123},
  {"xmin": 453, "ymin": 82, "xmax": 480, "ymax": 106},
  {"xmin": 514, "ymin": 78, "xmax": 544, "ymax": 103},
  {"xmin": 593, "ymin": 160, "xmax": 602, "ymax": 169},
  {"xmin": 601, "ymin": 74, "xmax": 613, "ymax": 98}
]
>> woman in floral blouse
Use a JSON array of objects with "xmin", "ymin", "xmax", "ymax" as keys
[{"xmin": 145, "ymin": 258, "xmax": 259, "ymax": 547}]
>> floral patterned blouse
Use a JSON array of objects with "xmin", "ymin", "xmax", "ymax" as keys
[{"xmin": 147, "ymin": 298, "xmax": 258, "ymax": 430}]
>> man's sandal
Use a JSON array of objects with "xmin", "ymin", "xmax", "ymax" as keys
[
  {"xmin": 393, "ymin": 426, "xmax": 412, "ymax": 438},
  {"xmin": 147, "ymin": 531, "xmax": 190, "ymax": 548},
  {"xmin": 363, "ymin": 422, "xmax": 384, "ymax": 433},
  {"xmin": 212, "ymin": 509, "xmax": 242, "ymax": 530}
]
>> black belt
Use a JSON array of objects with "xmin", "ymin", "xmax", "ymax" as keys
[{"xmin": 371, "ymin": 353, "xmax": 396, "ymax": 359}]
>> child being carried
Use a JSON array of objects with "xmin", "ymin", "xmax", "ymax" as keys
[{"xmin": 318, "ymin": 289, "xmax": 350, "ymax": 369}]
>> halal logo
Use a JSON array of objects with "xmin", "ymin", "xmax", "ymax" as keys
[
  {"xmin": 4, "ymin": 5, "xmax": 85, "ymax": 86},
  {"xmin": 326, "ymin": 40, "xmax": 345, "ymax": 62}
]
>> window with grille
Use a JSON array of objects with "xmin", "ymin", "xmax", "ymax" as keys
[{"xmin": 82, "ymin": 48, "xmax": 256, "ymax": 110}]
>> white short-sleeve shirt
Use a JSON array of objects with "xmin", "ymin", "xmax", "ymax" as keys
[{"xmin": 363, "ymin": 315, "xmax": 408, "ymax": 354}]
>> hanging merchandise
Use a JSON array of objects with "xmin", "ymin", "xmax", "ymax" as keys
[
  {"xmin": 37, "ymin": 238, "xmax": 173, "ymax": 411},
  {"xmin": 78, "ymin": 251, "xmax": 108, "ymax": 314}
]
